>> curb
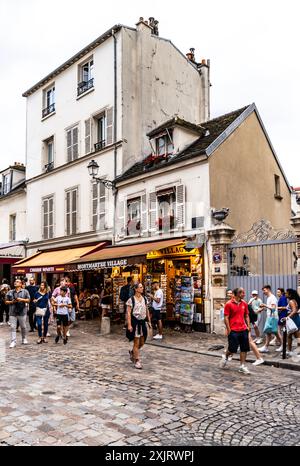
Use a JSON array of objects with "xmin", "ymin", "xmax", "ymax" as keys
[{"xmin": 146, "ymin": 342, "xmax": 300, "ymax": 372}]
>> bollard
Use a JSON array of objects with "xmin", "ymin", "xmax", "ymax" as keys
[
  {"xmin": 100, "ymin": 316, "xmax": 111, "ymax": 335},
  {"xmin": 282, "ymin": 320, "xmax": 287, "ymax": 360}
]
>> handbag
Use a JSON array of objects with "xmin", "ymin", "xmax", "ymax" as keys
[
  {"xmin": 263, "ymin": 316, "xmax": 278, "ymax": 334},
  {"xmin": 35, "ymin": 307, "xmax": 46, "ymax": 317},
  {"xmin": 286, "ymin": 316, "xmax": 298, "ymax": 335},
  {"xmin": 146, "ymin": 322, "xmax": 153, "ymax": 340}
]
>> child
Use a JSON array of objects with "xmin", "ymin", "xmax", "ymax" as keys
[{"xmin": 54, "ymin": 286, "xmax": 72, "ymax": 344}]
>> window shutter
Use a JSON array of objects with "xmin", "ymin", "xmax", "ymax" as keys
[
  {"xmin": 176, "ymin": 184, "xmax": 185, "ymax": 228},
  {"xmin": 72, "ymin": 127, "xmax": 79, "ymax": 160},
  {"xmin": 43, "ymin": 199, "xmax": 48, "ymax": 239},
  {"xmin": 49, "ymin": 197, "xmax": 54, "ymax": 239},
  {"xmin": 149, "ymin": 191, "xmax": 157, "ymax": 233},
  {"xmin": 106, "ymin": 107, "xmax": 113, "ymax": 145},
  {"xmin": 92, "ymin": 182, "xmax": 98, "ymax": 230},
  {"xmin": 85, "ymin": 119, "xmax": 91, "ymax": 154},
  {"xmin": 116, "ymin": 198, "xmax": 125, "ymax": 239},
  {"xmin": 141, "ymin": 194, "xmax": 148, "ymax": 235},
  {"xmin": 72, "ymin": 189, "xmax": 77, "ymax": 234},
  {"xmin": 67, "ymin": 130, "xmax": 72, "ymax": 162},
  {"xmin": 66, "ymin": 191, "xmax": 71, "ymax": 235},
  {"xmin": 99, "ymin": 182, "xmax": 106, "ymax": 230}
]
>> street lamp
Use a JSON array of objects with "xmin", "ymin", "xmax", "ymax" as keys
[{"xmin": 87, "ymin": 160, "xmax": 116, "ymax": 191}]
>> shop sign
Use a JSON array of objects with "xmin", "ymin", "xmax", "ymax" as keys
[
  {"xmin": 147, "ymin": 245, "xmax": 197, "ymax": 259},
  {"xmin": 213, "ymin": 252, "xmax": 222, "ymax": 264},
  {"xmin": 13, "ymin": 266, "xmax": 65, "ymax": 274},
  {"xmin": 77, "ymin": 259, "xmax": 128, "ymax": 270}
]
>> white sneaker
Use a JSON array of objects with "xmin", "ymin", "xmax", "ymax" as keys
[
  {"xmin": 9, "ymin": 341, "xmax": 16, "ymax": 348},
  {"xmin": 219, "ymin": 355, "xmax": 230, "ymax": 369},
  {"xmin": 255, "ymin": 338, "xmax": 263, "ymax": 345},
  {"xmin": 7, "ymin": 322, "xmax": 11, "ymax": 326},
  {"xmin": 47, "ymin": 332, "xmax": 51, "ymax": 337},
  {"xmin": 269, "ymin": 337, "xmax": 277, "ymax": 346},
  {"xmin": 153, "ymin": 334, "xmax": 162, "ymax": 340},
  {"xmin": 22, "ymin": 339, "xmax": 28, "ymax": 345},
  {"xmin": 0, "ymin": 323, "xmax": 4, "ymax": 326},
  {"xmin": 66, "ymin": 330, "xmax": 70, "ymax": 337},
  {"xmin": 258, "ymin": 346, "xmax": 269, "ymax": 353},
  {"xmin": 275, "ymin": 346, "xmax": 283, "ymax": 352},
  {"xmin": 238, "ymin": 365, "xmax": 251, "ymax": 374},
  {"xmin": 252, "ymin": 358, "xmax": 264, "ymax": 366}
]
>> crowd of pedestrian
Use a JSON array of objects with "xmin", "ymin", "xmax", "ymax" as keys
[{"xmin": 220, "ymin": 285, "xmax": 300, "ymax": 374}]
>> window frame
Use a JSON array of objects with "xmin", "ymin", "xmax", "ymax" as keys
[
  {"xmin": 9, "ymin": 214, "xmax": 16, "ymax": 241},
  {"xmin": 126, "ymin": 196, "xmax": 142, "ymax": 236},
  {"xmin": 155, "ymin": 131, "xmax": 174, "ymax": 157},
  {"xmin": 42, "ymin": 83, "xmax": 55, "ymax": 119}
]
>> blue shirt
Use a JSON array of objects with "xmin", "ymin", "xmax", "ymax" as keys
[
  {"xmin": 278, "ymin": 295, "xmax": 288, "ymax": 323},
  {"xmin": 34, "ymin": 292, "xmax": 49, "ymax": 309}
]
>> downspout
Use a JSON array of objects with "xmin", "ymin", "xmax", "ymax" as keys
[{"xmin": 112, "ymin": 29, "xmax": 118, "ymax": 246}]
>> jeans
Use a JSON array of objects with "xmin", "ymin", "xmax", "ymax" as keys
[
  {"xmin": 10, "ymin": 315, "xmax": 27, "ymax": 342},
  {"xmin": 28, "ymin": 304, "xmax": 36, "ymax": 330},
  {"xmin": 36, "ymin": 311, "xmax": 50, "ymax": 338}
]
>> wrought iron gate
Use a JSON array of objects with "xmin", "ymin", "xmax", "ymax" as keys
[{"xmin": 228, "ymin": 221, "xmax": 298, "ymax": 298}]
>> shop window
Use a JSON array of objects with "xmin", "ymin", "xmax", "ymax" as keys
[{"xmin": 126, "ymin": 197, "xmax": 141, "ymax": 236}]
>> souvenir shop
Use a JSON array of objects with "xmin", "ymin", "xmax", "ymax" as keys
[{"xmin": 69, "ymin": 238, "xmax": 206, "ymax": 331}]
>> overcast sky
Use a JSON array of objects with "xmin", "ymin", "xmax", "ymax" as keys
[{"xmin": 1, "ymin": 0, "xmax": 299, "ymax": 185}]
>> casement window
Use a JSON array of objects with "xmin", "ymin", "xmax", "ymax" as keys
[
  {"xmin": 78, "ymin": 58, "xmax": 94, "ymax": 96},
  {"xmin": 66, "ymin": 125, "xmax": 79, "ymax": 162},
  {"xmin": 155, "ymin": 132, "xmax": 174, "ymax": 157},
  {"xmin": 43, "ymin": 136, "xmax": 54, "ymax": 171},
  {"xmin": 3, "ymin": 173, "xmax": 11, "ymax": 195},
  {"xmin": 92, "ymin": 182, "xmax": 106, "ymax": 231},
  {"xmin": 42, "ymin": 84, "xmax": 55, "ymax": 118},
  {"xmin": 42, "ymin": 196, "xmax": 54, "ymax": 240},
  {"xmin": 92, "ymin": 107, "xmax": 113, "ymax": 152},
  {"xmin": 126, "ymin": 197, "xmax": 141, "ymax": 236},
  {"xmin": 9, "ymin": 214, "xmax": 16, "ymax": 241},
  {"xmin": 149, "ymin": 184, "xmax": 185, "ymax": 232},
  {"xmin": 274, "ymin": 175, "xmax": 282, "ymax": 199},
  {"xmin": 66, "ymin": 187, "xmax": 78, "ymax": 236}
]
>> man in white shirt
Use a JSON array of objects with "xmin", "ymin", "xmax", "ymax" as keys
[
  {"xmin": 150, "ymin": 281, "xmax": 164, "ymax": 340},
  {"xmin": 258, "ymin": 285, "xmax": 282, "ymax": 353}
]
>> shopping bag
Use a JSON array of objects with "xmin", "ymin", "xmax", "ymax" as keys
[
  {"xmin": 147, "ymin": 322, "xmax": 153, "ymax": 340},
  {"xmin": 285, "ymin": 317, "xmax": 298, "ymax": 335},
  {"xmin": 263, "ymin": 316, "xmax": 278, "ymax": 334}
]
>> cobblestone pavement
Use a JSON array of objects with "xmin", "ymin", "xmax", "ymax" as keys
[{"xmin": 1, "ymin": 321, "xmax": 300, "ymax": 446}]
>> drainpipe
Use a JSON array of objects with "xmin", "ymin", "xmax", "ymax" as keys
[{"xmin": 112, "ymin": 29, "xmax": 118, "ymax": 246}]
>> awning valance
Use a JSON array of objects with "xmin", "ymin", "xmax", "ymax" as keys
[
  {"xmin": 70, "ymin": 238, "xmax": 187, "ymax": 271},
  {"xmin": 11, "ymin": 243, "xmax": 107, "ymax": 274},
  {"xmin": 0, "ymin": 244, "xmax": 25, "ymax": 259}
]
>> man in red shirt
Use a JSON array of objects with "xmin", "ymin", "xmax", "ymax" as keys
[{"xmin": 220, "ymin": 287, "xmax": 251, "ymax": 374}]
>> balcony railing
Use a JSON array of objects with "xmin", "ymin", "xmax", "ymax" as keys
[
  {"xmin": 94, "ymin": 140, "xmax": 106, "ymax": 152},
  {"xmin": 44, "ymin": 161, "xmax": 54, "ymax": 172},
  {"xmin": 77, "ymin": 78, "xmax": 94, "ymax": 96},
  {"xmin": 42, "ymin": 103, "xmax": 55, "ymax": 118}
]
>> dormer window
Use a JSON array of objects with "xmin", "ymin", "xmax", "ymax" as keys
[
  {"xmin": 3, "ymin": 173, "xmax": 11, "ymax": 195},
  {"xmin": 155, "ymin": 131, "xmax": 174, "ymax": 157}
]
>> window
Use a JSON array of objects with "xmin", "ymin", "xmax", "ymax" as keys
[
  {"xmin": 3, "ymin": 174, "xmax": 11, "ymax": 195},
  {"xmin": 127, "ymin": 197, "xmax": 141, "ymax": 236},
  {"xmin": 78, "ymin": 58, "xmax": 94, "ymax": 96},
  {"xmin": 274, "ymin": 175, "xmax": 282, "ymax": 199},
  {"xmin": 43, "ymin": 136, "xmax": 54, "ymax": 171},
  {"xmin": 66, "ymin": 125, "xmax": 79, "ymax": 162},
  {"xmin": 42, "ymin": 196, "xmax": 54, "ymax": 240},
  {"xmin": 92, "ymin": 182, "xmax": 106, "ymax": 231},
  {"xmin": 9, "ymin": 214, "xmax": 16, "ymax": 241},
  {"xmin": 66, "ymin": 187, "xmax": 78, "ymax": 236},
  {"xmin": 93, "ymin": 107, "xmax": 114, "ymax": 151},
  {"xmin": 157, "ymin": 188, "xmax": 176, "ymax": 231},
  {"xmin": 42, "ymin": 85, "xmax": 55, "ymax": 118},
  {"xmin": 149, "ymin": 185, "xmax": 185, "ymax": 232},
  {"xmin": 155, "ymin": 132, "xmax": 174, "ymax": 157}
]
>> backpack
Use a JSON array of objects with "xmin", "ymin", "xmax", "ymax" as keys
[{"xmin": 120, "ymin": 285, "xmax": 129, "ymax": 303}]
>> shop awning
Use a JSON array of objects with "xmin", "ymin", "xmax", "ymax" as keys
[
  {"xmin": 71, "ymin": 238, "xmax": 187, "ymax": 270},
  {"xmin": 0, "ymin": 243, "xmax": 25, "ymax": 262},
  {"xmin": 11, "ymin": 243, "xmax": 107, "ymax": 274}
]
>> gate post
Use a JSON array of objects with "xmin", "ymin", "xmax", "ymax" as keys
[
  {"xmin": 290, "ymin": 208, "xmax": 300, "ymax": 295},
  {"xmin": 207, "ymin": 223, "xmax": 235, "ymax": 334}
]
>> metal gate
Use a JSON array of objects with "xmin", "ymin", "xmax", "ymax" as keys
[{"xmin": 228, "ymin": 238, "xmax": 298, "ymax": 299}]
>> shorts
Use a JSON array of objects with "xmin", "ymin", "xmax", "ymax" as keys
[
  {"xmin": 56, "ymin": 315, "xmax": 69, "ymax": 327},
  {"xmin": 69, "ymin": 308, "xmax": 76, "ymax": 323},
  {"xmin": 152, "ymin": 308, "xmax": 162, "ymax": 321},
  {"xmin": 228, "ymin": 330, "xmax": 250, "ymax": 353}
]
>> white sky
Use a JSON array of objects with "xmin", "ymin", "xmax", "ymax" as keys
[{"xmin": 1, "ymin": 0, "xmax": 299, "ymax": 185}]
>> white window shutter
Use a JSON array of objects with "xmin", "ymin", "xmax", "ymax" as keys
[
  {"xmin": 66, "ymin": 191, "xmax": 71, "ymax": 235},
  {"xmin": 67, "ymin": 130, "xmax": 72, "ymax": 162},
  {"xmin": 91, "ymin": 182, "xmax": 98, "ymax": 230},
  {"xmin": 141, "ymin": 194, "xmax": 148, "ymax": 235},
  {"xmin": 72, "ymin": 127, "xmax": 79, "ymax": 160},
  {"xmin": 176, "ymin": 184, "xmax": 185, "ymax": 228},
  {"xmin": 116, "ymin": 198, "xmax": 125, "ymax": 239},
  {"xmin": 98, "ymin": 182, "xmax": 106, "ymax": 230},
  {"xmin": 149, "ymin": 191, "xmax": 157, "ymax": 233},
  {"xmin": 106, "ymin": 107, "xmax": 113, "ymax": 145},
  {"xmin": 85, "ymin": 119, "xmax": 91, "ymax": 154}
]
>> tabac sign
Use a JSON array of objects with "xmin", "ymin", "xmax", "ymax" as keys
[{"xmin": 147, "ymin": 244, "xmax": 198, "ymax": 259}]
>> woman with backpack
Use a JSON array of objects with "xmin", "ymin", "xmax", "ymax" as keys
[{"xmin": 126, "ymin": 283, "xmax": 152, "ymax": 370}]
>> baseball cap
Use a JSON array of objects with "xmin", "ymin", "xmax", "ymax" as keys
[{"xmin": 251, "ymin": 290, "xmax": 258, "ymax": 295}]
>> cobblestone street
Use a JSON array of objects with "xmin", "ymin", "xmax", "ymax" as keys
[{"xmin": 1, "ymin": 321, "xmax": 300, "ymax": 446}]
